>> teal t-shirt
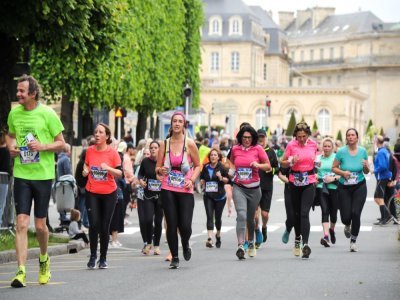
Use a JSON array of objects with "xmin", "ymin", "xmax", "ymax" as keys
[
  {"xmin": 7, "ymin": 103, "xmax": 64, "ymax": 180},
  {"xmin": 316, "ymin": 153, "xmax": 337, "ymax": 189},
  {"xmin": 335, "ymin": 146, "xmax": 368, "ymax": 185}
]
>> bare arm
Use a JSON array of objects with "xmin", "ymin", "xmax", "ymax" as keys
[
  {"xmin": 28, "ymin": 132, "xmax": 66, "ymax": 152},
  {"xmin": 6, "ymin": 133, "xmax": 19, "ymax": 158}
]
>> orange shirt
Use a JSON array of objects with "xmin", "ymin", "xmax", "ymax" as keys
[{"xmin": 85, "ymin": 145, "xmax": 121, "ymax": 194}]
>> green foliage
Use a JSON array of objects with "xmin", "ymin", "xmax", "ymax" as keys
[
  {"xmin": 366, "ymin": 119, "xmax": 373, "ymax": 132},
  {"xmin": 379, "ymin": 127, "xmax": 384, "ymax": 136},
  {"xmin": 336, "ymin": 130, "xmax": 343, "ymax": 142},
  {"xmin": 312, "ymin": 120, "xmax": 318, "ymax": 131},
  {"xmin": 286, "ymin": 111, "xmax": 296, "ymax": 136}
]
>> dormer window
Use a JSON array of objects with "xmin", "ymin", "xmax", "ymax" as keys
[
  {"xmin": 229, "ymin": 16, "xmax": 243, "ymax": 36},
  {"xmin": 209, "ymin": 16, "xmax": 223, "ymax": 36}
]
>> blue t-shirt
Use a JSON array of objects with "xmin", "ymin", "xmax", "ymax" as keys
[
  {"xmin": 335, "ymin": 146, "xmax": 368, "ymax": 185},
  {"xmin": 316, "ymin": 153, "xmax": 337, "ymax": 189}
]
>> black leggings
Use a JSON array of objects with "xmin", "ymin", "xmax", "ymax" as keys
[
  {"xmin": 338, "ymin": 181, "xmax": 367, "ymax": 237},
  {"xmin": 137, "ymin": 199, "xmax": 146, "ymax": 243},
  {"xmin": 143, "ymin": 196, "xmax": 164, "ymax": 246},
  {"xmin": 161, "ymin": 189, "xmax": 194, "ymax": 258},
  {"xmin": 317, "ymin": 188, "xmax": 339, "ymax": 223},
  {"xmin": 284, "ymin": 184, "xmax": 294, "ymax": 232},
  {"xmin": 289, "ymin": 183, "xmax": 316, "ymax": 244},
  {"xmin": 86, "ymin": 191, "xmax": 117, "ymax": 259},
  {"xmin": 72, "ymin": 232, "xmax": 89, "ymax": 244},
  {"xmin": 203, "ymin": 195, "xmax": 226, "ymax": 231}
]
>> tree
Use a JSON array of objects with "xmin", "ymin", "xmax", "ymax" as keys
[
  {"xmin": 312, "ymin": 120, "xmax": 318, "ymax": 131},
  {"xmin": 379, "ymin": 127, "xmax": 384, "ymax": 136},
  {"xmin": 366, "ymin": 119, "xmax": 373, "ymax": 133},
  {"xmin": 336, "ymin": 130, "xmax": 343, "ymax": 142},
  {"xmin": 286, "ymin": 111, "xmax": 296, "ymax": 137}
]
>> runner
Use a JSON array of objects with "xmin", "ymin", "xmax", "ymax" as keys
[
  {"xmin": 7, "ymin": 75, "xmax": 65, "ymax": 287},
  {"xmin": 315, "ymin": 138, "xmax": 340, "ymax": 247},
  {"xmin": 138, "ymin": 141, "xmax": 164, "ymax": 255},
  {"xmin": 332, "ymin": 128, "xmax": 369, "ymax": 252},
  {"xmin": 200, "ymin": 148, "xmax": 229, "ymax": 248},
  {"xmin": 229, "ymin": 125, "xmax": 271, "ymax": 259},
  {"xmin": 156, "ymin": 112, "xmax": 201, "ymax": 269},
  {"xmin": 281, "ymin": 122, "xmax": 318, "ymax": 259},
  {"xmin": 82, "ymin": 123, "xmax": 122, "ymax": 269}
]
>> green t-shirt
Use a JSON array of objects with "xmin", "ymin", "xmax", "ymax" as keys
[
  {"xmin": 335, "ymin": 146, "xmax": 368, "ymax": 185},
  {"xmin": 316, "ymin": 153, "xmax": 337, "ymax": 189},
  {"xmin": 7, "ymin": 103, "xmax": 64, "ymax": 180}
]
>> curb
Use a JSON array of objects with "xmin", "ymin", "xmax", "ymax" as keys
[{"xmin": 0, "ymin": 240, "xmax": 85, "ymax": 264}]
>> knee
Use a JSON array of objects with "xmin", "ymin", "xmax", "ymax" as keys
[{"xmin": 35, "ymin": 222, "xmax": 48, "ymax": 235}]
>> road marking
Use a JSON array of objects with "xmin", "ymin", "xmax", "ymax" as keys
[{"xmin": 120, "ymin": 227, "xmax": 141, "ymax": 235}]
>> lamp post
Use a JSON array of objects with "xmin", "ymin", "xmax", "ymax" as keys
[{"xmin": 183, "ymin": 82, "xmax": 192, "ymax": 120}]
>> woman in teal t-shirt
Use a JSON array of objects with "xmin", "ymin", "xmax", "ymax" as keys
[
  {"xmin": 332, "ymin": 128, "xmax": 370, "ymax": 253},
  {"xmin": 316, "ymin": 138, "xmax": 340, "ymax": 248}
]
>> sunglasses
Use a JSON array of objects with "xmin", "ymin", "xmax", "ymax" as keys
[{"xmin": 296, "ymin": 123, "xmax": 308, "ymax": 130}]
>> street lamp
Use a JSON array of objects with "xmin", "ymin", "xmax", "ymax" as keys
[{"xmin": 183, "ymin": 82, "xmax": 192, "ymax": 119}]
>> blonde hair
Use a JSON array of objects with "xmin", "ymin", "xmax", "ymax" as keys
[{"xmin": 322, "ymin": 137, "xmax": 335, "ymax": 151}]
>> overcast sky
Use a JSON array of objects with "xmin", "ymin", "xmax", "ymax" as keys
[{"xmin": 243, "ymin": 0, "xmax": 400, "ymax": 22}]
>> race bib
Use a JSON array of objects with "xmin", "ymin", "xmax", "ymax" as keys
[
  {"xmin": 293, "ymin": 172, "xmax": 309, "ymax": 186},
  {"xmin": 19, "ymin": 146, "xmax": 40, "ymax": 164},
  {"xmin": 167, "ymin": 171, "xmax": 185, "ymax": 188},
  {"xmin": 344, "ymin": 172, "xmax": 358, "ymax": 185},
  {"xmin": 237, "ymin": 168, "xmax": 252, "ymax": 181},
  {"xmin": 148, "ymin": 179, "xmax": 161, "ymax": 191},
  {"xmin": 205, "ymin": 181, "xmax": 218, "ymax": 193},
  {"xmin": 90, "ymin": 166, "xmax": 108, "ymax": 181}
]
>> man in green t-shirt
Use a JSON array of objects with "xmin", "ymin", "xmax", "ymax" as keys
[{"xmin": 6, "ymin": 75, "xmax": 65, "ymax": 288}]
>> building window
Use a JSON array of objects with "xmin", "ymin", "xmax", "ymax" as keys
[
  {"xmin": 340, "ymin": 46, "xmax": 344, "ymax": 59},
  {"xmin": 300, "ymin": 50, "xmax": 304, "ymax": 62},
  {"xmin": 310, "ymin": 49, "xmax": 314, "ymax": 61},
  {"xmin": 298, "ymin": 78, "xmax": 302, "ymax": 87},
  {"xmin": 229, "ymin": 16, "xmax": 243, "ymax": 35},
  {"xmin": 317, "ymin": 108, "xmax": 330, "ymax": 135},
  {"xmin": 285, "ymin": 108, "xmax": 299, "ymax": 127},
  {"xmin": 231, "ymin": 52, "xmax": 240, "ymax": 71},
  {"xmin": 209, "ymin": 16, "xmax": 222, "ymax": 35},
  {"xmin": 317, "ymin": 76, "xmax": 322, "ymax": 86},
  {"xmin": 255, "ymin": 108, "xmax": 267, "ymax": 129},
  {"xmin": 327, "ymin": 76, "xmax": 331, "ymax": 84},
  {"xmin": 320, "ymin": 48, "xmax": 324, "ymax": 60},
  {"xmin": 211, "ymin": 52, "xmax": 219, "ymax": 71},
  {"xmin": 330, "ymin": 47, "xmax": 334, "ymax": 60},
  {"xmin": 263, "ymin": 63, "xmax": 267, "ymax": 80}
]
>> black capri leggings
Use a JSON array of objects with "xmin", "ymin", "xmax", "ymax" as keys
[
  {"xmin": 161, "ymin": 189, "xmax": 194, "ymax": 258},
  {"xmin": 289, "ymin": 183, "xmax": 316, "ymax": 244},
  {"xmin": 86, "ymin": 191, "xmax": 117, "ymax": 259},
  {"xmin": 284, "ymin": 184, "xmax": 294, "ymax": 232},
  {"xmin": 143, "ymin": 196, "xmax": 164, "ymax": 246},
  {"xmin": 338, "ymin": 180, "xmax": 367, "ymax": 238},
  {"xmin": 203, "ymin": 195, "xmax": 226, "ymax": 231},
  {"xmin": 316, "ymin": 188, "xmax": 339, "ymax": 223}
]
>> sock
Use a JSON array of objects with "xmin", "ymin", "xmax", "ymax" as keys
[
  {"xmin": 324, "ymin": 234, "xmax": 329, "ymax": 240},
  {"xmin": 350, "ymin": 235, "xmax": 357, "ymax": 243},
  {"xmin": 379, "ymin": 205, "xmax": 385, "ymax": 219},
  {"xmin": 18, "ymin": 265, "xmax": 26, "ymax": 273},
  {"xmin": 39, "ymin": 253, "xmax": 48, "ymax": 262}
]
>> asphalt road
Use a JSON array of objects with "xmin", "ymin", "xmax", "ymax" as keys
[{"xmin": 0, "ymin": 175, "xmax": 399, "ymax": 299}]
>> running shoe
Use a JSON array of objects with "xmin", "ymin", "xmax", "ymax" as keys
[
  {"xmin": 293, "ymin": 239, "xmax": 301, "ymax": 257},
  {"xmin": 302, "ymin": 244, "xmax": 311, "ymax": 259},
  {"xmin": 320, "ymin": 237, "xmax": 330, "ymax": 247},
  {"xmin": 248, "ymin": 242, "xmax": 256, "ymax": 258},
  {"xmin": 282, "ymin": 230, "xmax": 290, "ymax": 244},
  {"xmin": 329, "ymin": 228, "xmax": 336, "ymax": 244},
  {"xmin": 215, "ymin": 235, "xmax": 221, "ymax": 248},
  {"xmin": 143, "ymin": 244, "xmax": 152, "ymax": 255},
  {"xmin": 153, "ymin": 246, "xmax": 161, "ymax": 255},
  {"xmin": 236, "ymin": 245, "xmax": 246, "ymax": 260},
  {"xmin": 169, "ymin": 257, "xmax": 179, "ymax": 269},
  {"xmin": 350, "ymin": 242, "xmax": 358, "ymax": 252},
  {"xmin": 243, "ymin": 241, "xmax": 249, "ymax": 250},
  {"xmin": 87, "ymin": 255, "xmax": 97, "ymax": 269},
  {"xmin": 98, "ymin": 258, "xmax": 108, "ymax": 269},
  {"xmin": 141, "ymin": 243, "xmax": 147, "ymax": 254},
  {"xmin": 183, "ymin": 247, "xmax": 192, "ymax": 261},
  {"xmin": 344, "ymin": 225, "xmax": 351, "ymax": 238},
  {"xmin": 262, "ymin": 227, "xmax": 267, "ymax": 243},
  {"xmin": 11, "ymin": 267, "xmax": 26, "ymax": 288},
  {"xmin": 255, "ymin": 228, "xmax": 263, "ymax": 245},
  {"xmin": 206, "ymin": 238, "xmax": 214, "ymax": 248},
  {"xmin": 38, "ymin": 256, "xmax": 51, "ymax": 284}
]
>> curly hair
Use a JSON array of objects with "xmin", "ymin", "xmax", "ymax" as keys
[
  {"xmin": 18, "ymin": 74, "xmax": 42, "ymax": 100},
  {"xmin": 293, "ymin": 121, "xmax": 311, "ymax": 137},
  {"xmin": 236, "ymin": 125, "xmax": 258, "ymax": 146}
]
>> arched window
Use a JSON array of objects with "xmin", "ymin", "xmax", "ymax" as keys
[
  {"xmin": 231, "ymin": 52, "xmax": 240, "ymax": 71},
  {"xmin": 229, "ymin": 16, "xmax": 242, "ymax": 35},
  {"xmin": 212, "ymin": 20, "xmax": 219, "ymax": 34},
  {"xmin": 233, "ymin": 20, "xmax": 240, "ymax": 33},
  {"xmin": 285, "ymin": 108, "xmax": 299, "ymax": 127},
  {"xmin": 209, "ymin": 16, "xmax": 222, "ymax": 35},
  {"xmin": 317, "ymin": 108, "xmax": 330, "ymax": 135},
  {"xmin": 255, "ymin": 108, "xmax": 267, "ymax": 129}
]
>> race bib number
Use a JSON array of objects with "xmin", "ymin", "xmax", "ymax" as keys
[
  {"xmin": 167, "ymin": 171, "xmax": 185, "ymax": 188},
  {"xmin": 344, "ymin": 172, "xmax": 358, "ymax": 185},
  {"xmin": 19, "ymin": 146, "xmax": 40, "ymax": 164},
  {"xmin": 90, "ymin": 166, "xmax": 108, "ymax": 181},
  {"xmin": 148, "ymin": 179, "xmax": 161, "ymax": 191},
  {"xmin": 293, "ymin": 172, "xmax": 309, "ymax": 186},
  {"xmin": 237, "ymin": 168, "xmax": 252, "ymax": 181},
  {"xmin": 205, "ymin": 181, "xmax": 218, "ymax": 193}
]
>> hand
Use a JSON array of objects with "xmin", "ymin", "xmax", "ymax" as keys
[
  {"xmin": 250, "ymin": 161, "xmax": 259, "ymax": 169},
  {"xmin": 292, "ymin": 155, "xmax": 300, "ymax": 164},
  {"xmin": 159, "ymin": 166, "xmax": 169, "ymax": 176},
  {"xmin": 82, "ymin": 164, "xmax": 89, "ymax": 177},
  {"xmin": 343, "ymin": 171, "xmax": 351, "ymax": 180},
  {"xmin": 215, "ymin": 171, "xmax": 222, "ymax": 180},
  {"xmin": 100, "ymin": 162, "xmax": 110, "ymax": 171},
  {"xmin": 27, "ymin": 140, "xmax": 43, "ymax": 151},
  {"xmin": 361, "ymin": 159, "xmax": 369, "ymax": 169},
  {"xmin": 323, "ymin": 176, "xmax": 335, "ymax": 184},
  {"xmin": 140, "ymin": 180, "xmax": 147, "ymax": 188},
  {"xmin": 184, "ymin": 179, "xmax": 194, "ymax": 190},
  {"xmin": 9, "ymin": 146, "xmax": 20, "ymax": 158}
]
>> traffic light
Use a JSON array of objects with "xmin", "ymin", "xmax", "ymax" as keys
[{"xmin": 183, "ymin": 85, "xmax": 192, "ymax": 98}]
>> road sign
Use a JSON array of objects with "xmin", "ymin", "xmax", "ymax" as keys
[{"xmin": 115, "ymin": 108, "xmax": 123, "ymax": 118}]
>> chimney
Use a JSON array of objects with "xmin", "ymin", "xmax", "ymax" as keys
[
  {"xmin": 312, "ymin": 7, "xmax": 335, "ymax": 29},
  {"xmin": 278, "ymin": 11, "xmax": 294, "ymax": 30},
  {"xmin": 296, "ymin": 9, "xmax": 312, "ymax": 29}
]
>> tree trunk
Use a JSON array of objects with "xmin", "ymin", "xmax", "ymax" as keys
[
  {"xmin": 149, "ymin": 112, "xmax": 155, "ymax": 138},
  {"xmin": 77, "ymin": 105, "xmax": 94, "ymax": 143},
  {"xmin": 60, "ymin": 93, "xmax": 74, "ymax": 145},
  {"xmin": 136, "ymin": 111, "xmax": 147, "ymax": 143},
  {"xmin": 154, "ymin": 115, "xmax": 160, "ymax": 140}
]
